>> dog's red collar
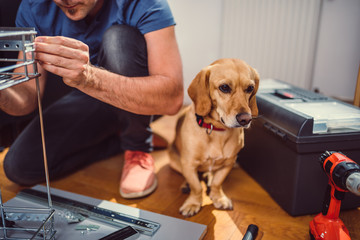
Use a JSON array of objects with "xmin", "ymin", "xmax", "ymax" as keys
[{"xmin": 195, "ymin": 114, "xmax": 225, "ymax": 134}]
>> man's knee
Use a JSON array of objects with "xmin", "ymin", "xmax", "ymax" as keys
[
  {"xmin": 3, "ymin": 152, "xmax": 40, "ymax": 186},
  {"xmin": 98, "ymin": 25, "xmax": 148, "ymax": 77},
  {"xmin": 103, "ymin": 25, "xmax": 145, "ymax": 43}
]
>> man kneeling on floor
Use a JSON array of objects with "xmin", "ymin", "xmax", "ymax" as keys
[{"xmin": 0, "ymin": 0, "xmax": 183, "ymax": 198}]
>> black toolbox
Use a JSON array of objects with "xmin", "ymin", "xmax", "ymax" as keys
[{"xmin": 238, "ymin": 79, "xmax": 360, "ymax": 216}]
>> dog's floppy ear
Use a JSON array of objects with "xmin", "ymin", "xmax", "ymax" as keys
[
  {"xmin": 188, "ymin": 66, "xmax": 212, "ymax": 116},
  {"xmin": 249, "ymin": 67, "xmax": 260, "ymax": 117}
]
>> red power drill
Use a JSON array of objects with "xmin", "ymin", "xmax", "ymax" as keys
[{"xmin": 309, "ymin": 151, "xmax": 360, "ymax": 240}]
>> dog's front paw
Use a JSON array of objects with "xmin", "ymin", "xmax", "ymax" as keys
[
  {"xmin": 211, "ymin": 194, "xmax": 233, "ymax": 210},
  {"xmin": 180, "ymin": 202, "xmax": 201, "ymax": 217},
  {"xmin": 179, "ymin": 196, "xmax": 202, "ymax": 217}
]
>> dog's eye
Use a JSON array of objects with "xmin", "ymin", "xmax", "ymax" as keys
[
  {"xmin": 245, "ymin": 85, "xmax": 254, "ymax": 93},
  {"xmin": 219, "ymin": 84, "xmax": 231, "ymax": 93}
]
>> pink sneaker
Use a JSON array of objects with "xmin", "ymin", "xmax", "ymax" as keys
[{"xmin": 119, "ymin": 150, "xmax": 157, "ymax": 198}]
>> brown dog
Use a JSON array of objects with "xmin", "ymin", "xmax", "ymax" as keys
[{"xmin": 169, "ymin": 58, "xmax": 259, "ymax": 217}]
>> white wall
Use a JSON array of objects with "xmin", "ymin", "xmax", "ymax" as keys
[
  {"xmin": 312, "ymin": 0, "xmax": 360, "ymax": 101},
  {"xmin": 168, "ymin": 0, "xmax": 360, "ymax": 104},
  {"xmin": 167, "ymin": 0, "xmax": 222, "ymax": 104},
  {"xmin": 220, "ymin": 0, "xmax": 322, "ymax": 91}
]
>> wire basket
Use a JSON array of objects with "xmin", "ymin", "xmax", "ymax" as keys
[
  {"xmin": 0, "ymin": 27, "xmax": 41, "ymax": 90},
  {"xmin": 0, "ymin": 27, "xmax": 56, "ymax": 240},
  {"xmin": 0, "ymin": 193, "xmax": 56, "ymax": 240}
]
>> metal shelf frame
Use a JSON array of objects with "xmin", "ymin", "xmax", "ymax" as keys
[{"xmin": 0, "ymin": 27, "xmax": 55, "ymax": 240}]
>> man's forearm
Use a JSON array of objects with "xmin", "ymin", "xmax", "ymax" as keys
[
  {"xmin": 0, "ymin": 80, "xmax": 38, "ymax": 116},
  {"xmin": 0, "ymin": 53, "xmax": 47, "ymax": 116},
  {"xmin": 75, "ymin": 65, "xmax": 183, "ymax": 116}
]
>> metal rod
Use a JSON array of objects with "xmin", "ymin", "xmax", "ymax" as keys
[
  {"xmin": 0, "ymin": 30, "xmax": 37, "ymax": 38},
  {"xmin": 32, "ymin": 38, "xmax": 52, "ymax": 208},
  {"xmin": 0, "ymin": 190, "xmax": 8, "ymax": 238},
  {"xmin": 1, "ymin": 206, "xmax": 51, "ymax": 211},
  {"xmin": 0, "ymin": 61, "xmax": 35, "ymax": 73}
]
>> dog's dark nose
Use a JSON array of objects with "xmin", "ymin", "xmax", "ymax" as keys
[{"xmin": 236, "ymin": 113, "xmax": 252, "ymax": 126}]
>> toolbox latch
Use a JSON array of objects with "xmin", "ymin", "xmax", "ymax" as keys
[{"xmin": 263, "ymin": 122, "xmax": 287, "ymax": 140}]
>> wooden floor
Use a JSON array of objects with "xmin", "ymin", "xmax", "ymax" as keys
[{"xmin": 0, "ymin": 114, "xmax": 359, "ymax": 240}]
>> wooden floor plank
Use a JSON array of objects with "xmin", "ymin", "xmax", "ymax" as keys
[{"xmin": 0, "ymin": 114, "xmax": 359, "ymax": 240}]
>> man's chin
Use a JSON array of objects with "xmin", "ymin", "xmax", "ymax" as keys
[{"xmin": 64, "ymin": 9, "xmax": 86, "ymax": 21}]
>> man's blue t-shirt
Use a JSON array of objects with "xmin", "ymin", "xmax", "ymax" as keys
[{"xmin": 16, "ymin": 0, "xmax": 176, "ymax": 64}]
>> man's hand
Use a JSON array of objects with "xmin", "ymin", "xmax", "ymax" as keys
[
  {"xmin": 33, "ymin": 26, "xmax": 183, "ymax": 116},
  {"xmin": 34, "ymin": 36, "xmax": 92, "ymax": 88}
]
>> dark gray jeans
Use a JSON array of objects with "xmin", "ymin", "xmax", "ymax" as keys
[{"xmin": 4, "ymin": 25, "xmax": 154, "ymax": 185}]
